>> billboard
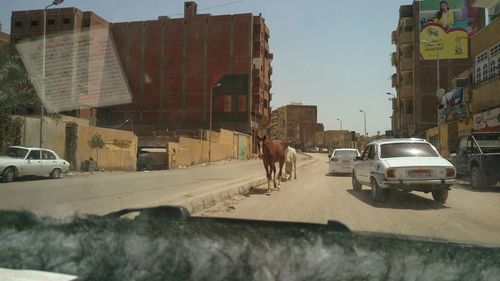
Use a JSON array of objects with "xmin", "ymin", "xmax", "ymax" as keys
[{"xmin": 419, "ymin": 0, "xmax": 482, "ymax": 60}]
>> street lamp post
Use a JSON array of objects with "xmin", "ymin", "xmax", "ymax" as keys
[
  {"xmin": 359, "ymin": 109, "xmax": 367, "ymax": 138},
  {"xmin": 386, "ymin": 92, "xmax": 396, "ymax": 132},
  {"xmin": 40, "ymin": 0, "xmax": 64, "ymax": 148},
  {"xmin": 336, "ymin": 118, "xmax": 342, "ymax": 131},
  {"xmin": 208, "ymin": 83, "xmax": 221, "ymax": 164}
]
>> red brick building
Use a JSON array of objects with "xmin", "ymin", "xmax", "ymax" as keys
[{"xmin": 10, "ymin": 1, "xmax": 273, "ymax": 137}]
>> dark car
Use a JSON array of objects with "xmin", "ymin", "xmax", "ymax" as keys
[{"xmin": 449, "ymin": 132, "xmax": 500, "ymax": 189}]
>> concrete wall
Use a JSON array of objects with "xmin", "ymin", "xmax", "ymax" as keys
[
  {"xmin": 19, "ymin": 115, "xmax": 137, "ymax": 171},
  {"xmin": 20, "ymin": 116, "xmax": 66, "ymax": 158},
  {"xmin": 166, "ymin": 129, "xmax": 250, "ymax": 168},
  {"xmin": 77, "ymin": 126, "xmax": 137, "ymax": 171}
]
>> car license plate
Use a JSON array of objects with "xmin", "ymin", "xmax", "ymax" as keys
[
  {"xmin": 408, "ymin": 169, "xmax": 431, "ymax": 177},
  {"xmin": 343, "ymin": 160, "xmax": 350, "ymax": 163}
]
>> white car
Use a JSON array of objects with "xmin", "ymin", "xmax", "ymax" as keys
[
  {"xmin": 352, "ymin": 138, "xmax": 456, "ymax": 203},
  {"xmin": 0, "ymin": 146, "xmax": 70, "ymax": 183},
  {"xmin": 329, "ymin": 148, "xmax": 360, "ymax": 175}
]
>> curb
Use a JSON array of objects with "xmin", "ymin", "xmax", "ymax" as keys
[{"xmin": 180, "ymin": 156, "xmax": 318, "ymax": 214}]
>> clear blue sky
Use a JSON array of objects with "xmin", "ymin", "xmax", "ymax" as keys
[{"xmin": 1, "ymin": 0, "xmax": 413, "ymax": 136}]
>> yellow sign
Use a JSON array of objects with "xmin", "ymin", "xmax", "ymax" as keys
[{"xmin": 420, "ymin": 24, "xmax": 468, "ymax": 60}]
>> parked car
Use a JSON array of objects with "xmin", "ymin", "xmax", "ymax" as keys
[
  {"xmin": 310, "ymin": 147, "xmax": 320, "ymax": 153},
  {"xmin": 329, "ymin": 148, "xmax": 360, "ymax": 175},
  {"xmin": 448, "ymin": 132, "xmax": 500, "ymax": 189},
  {"xmin": 352, "ymin": 138, "xmax": 456, "ymax": 203},
  {"xmin": 320, "ymin": 148, "xmax": 329, "ymax": 153},
  {"xmin": 0, "ymin": 146, "xmax": 70, "ymax": 183}
]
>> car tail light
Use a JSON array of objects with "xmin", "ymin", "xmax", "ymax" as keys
[
  {"xmin": 446, "ymin": 168, "xmax": 455, "ymax": 178},
  {"xmin": 386, "ymin": 169, "xmax": 396, "ymax": 178}
]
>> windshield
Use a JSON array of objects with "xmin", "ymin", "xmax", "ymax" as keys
[
  {"xmin": 380, "ymin": 143, "xmax": 439, "ymax": 158},
  {"xmin": 474, "ymin": 134, "xmax": 500, "ymax": 153},
  {"xmin": 333, "ymin": 150, "xmax": 358, "ymax": 157},
  {"xmin": 1, "ymin": 1, "xmax": 500, "ymax": 275},
  {"xmin": 3, "ymin": 147, "xmax": 28, "ymax": 159}
]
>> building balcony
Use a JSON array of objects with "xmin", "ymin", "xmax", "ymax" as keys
[
  {"xmin": 472, "ymin": 76, "xmax": 500, "ymax": 113},
  {"xmin": 399, "ymin": 84, "xmax": 414, "ymax": 98},
  {"xmin": 392, "ymin": 31, "xmax": 398, "ymax": 44},
  {"xmin": 399, "ymin": 56, "xmax": 412, "ymax": 72},
  {"xmin": 391, "ymin": 52, "xmax": 397, "ymax": 66},
  {"xmin": 391, "ymin": 73, "xmax": 398, "ymax": 88},
  {"xmin": 392, "ymin": 98, "xmax": 399, "ymax": 110},
  {"xmin": 398, "ymin": 30, "xmax": 413, "ymax": 44},
  {"xmin": 401, "ymin": 113, "xmax": 414, "ymax": 126},
  {"xmin": 398, "ymin": 17, "xmax": 414, "ymax": 32}
]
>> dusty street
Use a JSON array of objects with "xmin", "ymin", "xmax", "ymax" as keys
[
  {"xmin": 198, "ymin": 153, "xmax": 500, "ymax": 246},
  {"xmin": 0, "ymin": 155, "xmax": 310, "ymax": 218}
]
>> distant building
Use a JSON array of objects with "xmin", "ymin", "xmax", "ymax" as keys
[
  {"xmin": 270, "ymin": 103, "xmax": 323, "ymax": 148},
  {"xmin": 0, "ymin": 23, "xmax": 9, "ymax": 47}
]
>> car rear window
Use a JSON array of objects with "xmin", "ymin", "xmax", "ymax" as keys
[
  {"xmin": 380, "ymin": 143, "xmax": 439, "ymax": 158},
  {"xmin": 333, "ymin": 150, "xmax": 358, "ymax": 157}
]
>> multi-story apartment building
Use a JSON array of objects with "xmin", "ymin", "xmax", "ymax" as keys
[
  {"xmin": 391, "ymin": 2, "xmax": 484, "ymax": 140},
  {"xmin": 10, "ymin": 1, "xmax": 273, "ymax": 139},
  {"xmin": 270, "ymin": 103, "xmax": 323, "ymax": 148},
  {"xmin": 471, "ymin": 17, "xmax": 500, "ymax": 132}
]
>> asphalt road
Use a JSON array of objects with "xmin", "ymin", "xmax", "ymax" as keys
[
  {"xmin": 0, "ymin": 155, "xmax": 310, "ymax": 218},
  {"xmin": 198, "ymin": 153, "xmax": 500, "ymax": 247}
]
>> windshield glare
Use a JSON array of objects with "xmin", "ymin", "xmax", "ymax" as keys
[
  {"xmin": 333, "ymin": 150, "xmax": 358, "ymax": 157},
  {"xmin": 380, "ymin": 143, "xmax": 439, "ymax": 158},
  {"xmin": 3, "ymin": 147, "xmax": 28, "ymax": 159}
]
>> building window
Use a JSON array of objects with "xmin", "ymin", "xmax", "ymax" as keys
[
  {"xmin": 491, "ymin": 60, "xmax": 497, "ymax": 79},
  {"xmin": 63, "ymin": 18, "xmax": 71, "ymax": 24},
  {"xmin": 483, "ymin": 63, "xmax": 488, "ymax": 81},
  {"xmin": 47, "ymin": 19, "xmax": 55, "ymax": 25},
  {"xmin": 14, "ymin": 21, "xmax": 23, "ymax": 28},
  {"xmin": 31, "ymin": 20, "xmax": 38, "ymax": 26},
  {"xmin": 83, "ymin": 18, "xmax": 91, "ymax": 27},
  {"xmin": 476, "ymin": 66, "xmax": 481, "ymax": 84}
]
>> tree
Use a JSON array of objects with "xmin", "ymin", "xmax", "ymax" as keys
[
  {"xmin": 0, "ymin": 43, "xmax": 40, "ymax": 114},
  {"xmin": 88, "ymin": 133, "xmax": 105, "ymax": 169}
]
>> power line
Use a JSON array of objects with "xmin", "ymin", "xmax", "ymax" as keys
[{"xmin": 169, "ymin": 0, "xmax": 245, "ymax": 17}]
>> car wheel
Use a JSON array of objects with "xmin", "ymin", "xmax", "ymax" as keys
[
  {"xmin": 352, "ymin": 173, "xmax": 362, "ymax": 191},
  {"xmin": 431, "ymin": 188, "xmax": 449, "ymax": 203},
  {"xmin": 1, "ymin": 167, "xmax": 15, "ymax": 183},
  {"xmin": 470, "ymin": 167, "xmax": 489, "ymax": 190},
  {"xmin": 50, "ymin": 168, "xmax": 62, "ymax": 179},
  {"xmin": 371, "ymin": 178, "xmax": 388, "ymax": 203}
]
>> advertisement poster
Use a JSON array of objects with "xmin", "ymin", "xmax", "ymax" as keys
[
  {"xmin": 419, "ymin": 0, "xmax": 481, "ymax": 60},
  {"xmin": 474, "ymin": 107, "xmax": 500, "ymax": 131}
]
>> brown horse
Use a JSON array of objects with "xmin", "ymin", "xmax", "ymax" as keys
[{"xmin": 256, "ymin": 135, "xmax": 285, "ymax": 194}]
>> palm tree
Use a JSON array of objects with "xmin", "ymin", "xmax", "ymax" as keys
[{"xmin": 0, "ymin": 43, "xmax": 40, "ymax": 115}]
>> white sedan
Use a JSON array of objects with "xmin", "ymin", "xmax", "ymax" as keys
[
  {"xmin": 0, "ymin": 146, "xmax": 70, "ymax": 183},
  {"xmin": 329, "ymin": 148, "xmax": 360, "ymax": 174},
  {"xmin": 352, "ymin": 138, "xmax": 456, "ymax": 203}
]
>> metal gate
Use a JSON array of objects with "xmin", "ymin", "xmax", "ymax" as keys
[{"xmin": 238, "ymin": 135, "xmax": 248, "ymax": 160}]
